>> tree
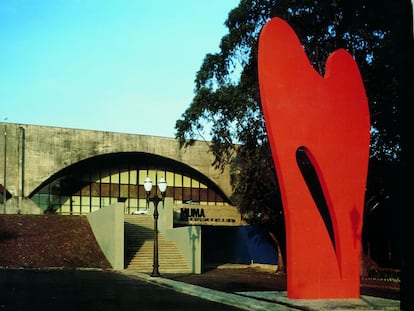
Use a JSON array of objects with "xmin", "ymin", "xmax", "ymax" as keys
[{"xmin": 175, "ymin": 0, "xmax": 413, "ymax": 277}]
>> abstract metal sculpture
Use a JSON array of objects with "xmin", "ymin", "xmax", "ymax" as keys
[{"xmin": 258, "ymin": 17, "xmax": 370, "ymax": 299}]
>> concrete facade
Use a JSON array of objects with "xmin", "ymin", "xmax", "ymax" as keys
[
  {"xmin": 87, "ymin": 202, "xmax": 125, "ymax": 270},
  {"xmin": 0, "ymin": 122, "xmax": 233, "ymax": 214}
]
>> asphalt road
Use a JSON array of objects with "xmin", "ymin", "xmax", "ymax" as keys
[{"xmin": 0, "ymin": 269, "xmax": 244, "ymax": 311}]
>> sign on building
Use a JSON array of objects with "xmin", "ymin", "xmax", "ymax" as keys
[{"xmin": 173, "ymin": 204, "xmax": 246, "ymax": 226}]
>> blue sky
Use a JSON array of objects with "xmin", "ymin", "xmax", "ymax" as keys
[{"xmin": 0, "ymin": 0, "xmax": 239, "ymax": 137}]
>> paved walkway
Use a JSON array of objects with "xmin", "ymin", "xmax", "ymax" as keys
[{"xmin": 122, "ymin": 268, "xmax": 400, "ymax": 311}]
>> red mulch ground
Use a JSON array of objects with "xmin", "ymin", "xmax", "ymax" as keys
[
  {"xmin": 168, "ymin": 267, "xmax": 400, "ymax": 300},
  {"xmin": 0, "ymin": 214, "xmax": 111, "ymax": 269}
]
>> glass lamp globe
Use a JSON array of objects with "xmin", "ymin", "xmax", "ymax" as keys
[
  {"xmin": 158, "ymin": 177, "xmax": 167, "ymax": 193},
  {"xmin": 144, "ymin": 176, "xmax": 153, "ymax": 192}
]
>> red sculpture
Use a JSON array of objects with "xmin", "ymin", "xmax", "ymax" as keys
[{"xmin": 258, "ymin": 17, "xmax": 370, "ymax": 299}]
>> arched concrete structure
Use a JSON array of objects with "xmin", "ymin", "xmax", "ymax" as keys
[{"xmin": 0, "ymin": 122, "xmax": 233, "ymax": 213}]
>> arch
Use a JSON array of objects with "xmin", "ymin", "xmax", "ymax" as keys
[{"xmin": 29, "ymin": 152, "xmax": 232, "ymax": 214}]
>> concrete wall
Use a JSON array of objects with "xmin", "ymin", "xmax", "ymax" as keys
[
  {"xmin": 158, "ymin": 198, "xmax": 174, "ymax": 230},
  {"xmin": 163, "ymin": 226, "xmax": 202, "ymax": 274},
  {"xmin": 0, "ymin": 122, "xmax": 233, "ymax": 212},
  {"xmin": 83, "ymin": 199, "xmax": 203, "ymax": 273},
  {"xmin": 87, "ymin": 202, "xmax": 124, "ymax": 270},
  {"xmin": 155, "ymin": 198, "xmax": 202, "ymax": 274}
]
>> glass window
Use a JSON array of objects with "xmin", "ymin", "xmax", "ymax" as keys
[
  {"xmin": 31, "ymin": 164, "xmax": 230, "ymax": 214},
  {"xmin": 120, "ymin": 170, "xmax": 129, "ymax": 184},
  {"xmin": 111, "ymin": 170, "xmax": 119, "ymax": 184},
  {"xmin": 174, "ymin": 174, "xmax": 182, "ymax": 187},
  {"xmin": 138, "ymin": 170, "xmax": 148, "ymax": 185},
  {"xmin": 183, "ymin": 176, "xmax": 191, "ymax": 188},
  {"xmin": 130, "ymin": 170, "xmax": 137, "ymax": 185}
]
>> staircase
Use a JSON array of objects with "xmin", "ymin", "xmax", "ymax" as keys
[{"xmin": 124, "ymin": 215, "xmax": 191, "ymax": 273}]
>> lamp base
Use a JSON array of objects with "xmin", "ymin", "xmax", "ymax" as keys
[{"xmin": 150, "ymin": 269, "xmax": 161, "ymax": 277}]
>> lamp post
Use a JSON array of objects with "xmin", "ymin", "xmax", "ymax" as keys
[
  {"xmin": 3, "ymin": 123, "xmax": 6, "ymax": 213},
  {"xmin": 144, "ymin": 176, "xmax": 167, "ymax": 277}
]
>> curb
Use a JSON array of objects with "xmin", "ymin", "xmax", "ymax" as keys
[
  {"xmin": 121, "ymin": 270, "xmax": 297, "ymax": 311},
  {"xmin": 121, "ymin": 270, "xmax": 400, "ymax": 311}
]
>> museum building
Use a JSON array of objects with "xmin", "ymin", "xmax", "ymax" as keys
[{"xmin": 0, "ymin": 122, "xmax": 278, "ymax": 272}]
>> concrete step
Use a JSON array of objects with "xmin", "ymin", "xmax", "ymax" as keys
[
  {"xmin": 124, "ymin": 216, "xmax": 191, "ymax": 273},
  {"xmin": 124, "ymin": 214, "xmax": 153, "ymax": 228}
]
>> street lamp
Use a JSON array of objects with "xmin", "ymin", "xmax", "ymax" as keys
[
  {"xmin": 3, "ymin": 123, "xmax": 7, "ymax": 214},
  {"xmin": 144, "ymin": 176, "xmax": 167, "ymax": 277}
]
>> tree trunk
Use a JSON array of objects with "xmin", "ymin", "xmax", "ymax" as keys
[
  {"xmin": 360, "ymin": 241, "xmax": 378, "ymax": 278},
  {"xmin": 269, "ymin": 231, "xmax": 285, "ymax": 273}
]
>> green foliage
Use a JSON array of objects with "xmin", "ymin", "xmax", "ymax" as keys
[{"xmin": 175, "ymin": 0, "xmax": 412, "ymax": 232}]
